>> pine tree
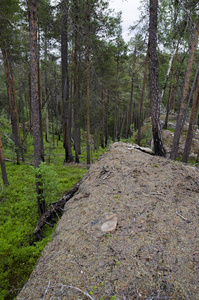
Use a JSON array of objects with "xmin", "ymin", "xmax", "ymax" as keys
[
  {"xmin": 29, "ymin": 0, "xmax": 45, "ymax": 215},
  {"xmin": 148, "ymin": 0, "xmax": 165, "ymax": 156}
]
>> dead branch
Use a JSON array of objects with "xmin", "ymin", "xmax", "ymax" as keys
[
  {"xmin": 0, "ymin": 15, "xmax": 28, "ymax": 35},
  {"xmin": 61, "ymin": 285, "xmax": 95, "ymax": 300},
  {"xmin": 34, "ymin": 179, "xmax": 82, "ymax": 240}
]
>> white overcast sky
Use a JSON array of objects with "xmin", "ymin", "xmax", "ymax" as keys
[{"xmin": 108, "ymin": 0, "xmax": 142, "ymax": 42}]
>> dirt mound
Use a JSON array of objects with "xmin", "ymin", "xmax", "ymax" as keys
[{"xmin": 17, "ymin": 142, "xmax": 199, "ymax": 300}]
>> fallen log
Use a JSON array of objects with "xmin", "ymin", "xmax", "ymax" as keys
[{"xmin": 34, "ymin": 179, "xmax": 82, "ymax": 240}]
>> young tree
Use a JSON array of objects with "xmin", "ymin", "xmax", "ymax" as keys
[{"xmin": 148, "ymin": 0, "xmax": 165, "ymax": 156}]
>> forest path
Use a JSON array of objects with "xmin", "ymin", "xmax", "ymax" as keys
[{"xmin": 17, "ymin": 142, "xmax": 199, "ymax": 299}]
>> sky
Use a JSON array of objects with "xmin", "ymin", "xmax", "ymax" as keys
[{"xmin": 108, "ymin": 0, "xmax": 142, "ymax": 42}]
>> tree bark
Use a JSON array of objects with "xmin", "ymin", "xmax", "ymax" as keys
[
  {"xmin": 170, "ymin": 15, "xmax": 199, "ymax": 160},
  {"xmin": 148, "ymin": 0, "xmax": 165, "ymax": 156}
]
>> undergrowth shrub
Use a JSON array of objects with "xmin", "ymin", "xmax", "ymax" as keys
[
  {"xmin": 0, "ymin": 125, "xmax": 106, "ymax": 299},
  {"xmin": 35, "ymin": 162, "xmax": 59, "ymax": 205}
]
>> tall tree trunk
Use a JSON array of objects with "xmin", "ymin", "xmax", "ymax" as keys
[
  {"xmin": 170, "ymin": 15, "xmax": 199, "ymax": 160},
  {"xmin": 18, "ymin": 68, "xmax": 26, "ymax": 139},
  {"xmin": 126, "ymin": 46, "xmax": 136, "ymax": 139},
  {"xmin": 1, "ymin": 48, "xmax": 24, "ymax": 164},
  {"xmin": 0, "ymin": 132, "xmax": 9, "ymax": 185},
  {"xmin": 25, "ymin": 53, "xmax": 32, "ymax": 130},
  {"xmin": 159, "ymin": 50, "xmax": 175, "ymax": 106},
  {"xmin": 44, "ymin": 42, "xmax": 49, "ymax": 143},
  {"xmin": 86, "ymin": 41, "xmax": 91, "ymax": 166},
  {"xmin": 101, "ymin": 88, "xmax": 105, "ymax": 148},
  {"xmin": 120, "ymin": 110, "xmax": 126, "ymax": 139},
  {"xmin": 149, "ymin": 0, "xmax": 165, "ymax": 156},
  {"xmin": 181, "ymin": 62, "xmax": 199, "ymax": 130},
  {"xmin": 182, "ymin": 70, "xmax": 199, "ymax": 163},
  {"xmin": 163, "ymin": 81, "xmax": 174, "ymax": 130},
  {"xmin": 73, "ymin": 9, "xmax": 80, "ymax": 163},
  {"xmin": 86, "ymin": 2, "xmax": 91, "ymax": 167},
  {"xmin": 52, "ymin": 111, "xmax": 55, "ymax": 146},
  {"xmin": 61, "ymin": 0, "xmax": 73, "ymax": 163},
  {"xmin": 54, "ymin": 66, "xmax": 59, "ymax": 146},
  {"xmin": 163, "ymin": 42, "xmax": 179, "ymax": 129},
  {"xmin": 105, "ymin": 87, "xmax": 109, "ymax": 147},
  {"xmin": 137, "ymin": 47, "xmax": 149, "ymax": 145},
  {"xmin": 38, "ymin": 27, "xmax": 44, "ymax": 159},
  {"xmin": 29, "ymin": 0, "xmax": 45, "ymax": 215},
  {"xmin": 113, "ymin": 57, "xmax": 119, "ymax": 142},
  {"xmin": 77, "ymin": 50, "xmax": 81, "ymax": 155}
]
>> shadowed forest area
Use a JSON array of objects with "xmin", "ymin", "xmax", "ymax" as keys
[{"xmin": 0, "ymin": 0, "xmax": 199, "ymax": 299}]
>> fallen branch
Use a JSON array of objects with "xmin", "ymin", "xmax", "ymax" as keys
[
  {"xmin": 176, "ymin": 211, "xmax": 190, "ymax": 223},
  {"xmin": 62, "ymin": 285, "xmax": 95, "ymax": 300},
  {"xmin": 34, "ymin": 179, "xmax": 82, "ymax": 240}
]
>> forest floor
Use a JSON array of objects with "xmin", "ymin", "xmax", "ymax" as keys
[{"xmin": 17, "ymin": 142, "xmax": 199, "ymax": 300}]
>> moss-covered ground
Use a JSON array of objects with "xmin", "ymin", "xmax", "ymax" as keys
[{"xmin": 0, "ymin": 128, "xmax": 106, "ymax": 300}]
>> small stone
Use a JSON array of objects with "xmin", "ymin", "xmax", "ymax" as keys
[{"xmin": 101, "ymin": 213, "xmax": 118, "ymax": 232}]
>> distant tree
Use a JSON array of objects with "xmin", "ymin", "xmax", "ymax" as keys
[
  {"xmin": 0, "ymin": 131, "xmax": 9, "ymax": 185},
  {"xmin": 148, "ymin": 0, "xmax": 165, "ymax": 156},
  {"xmin": 0, "ymin": 0, "xmax": 24, "ymax": 164},
  {"xmin": 182, "ymin": 67, "xmax": 199, "ymax": 163},
  {"xmin": 126, "ymin": 46, "xmax": 136, "ymax": 139},
  {"xmin": 170, "ymin": 15, "xmax": 199, "ymax": 160},
  {"xmin": 137, "ymin": 46, "xmax": 149, "ymax": 146},
  {"xmin": 1, "ymin": 48, "xmax": 24, "ymax": 164}
]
